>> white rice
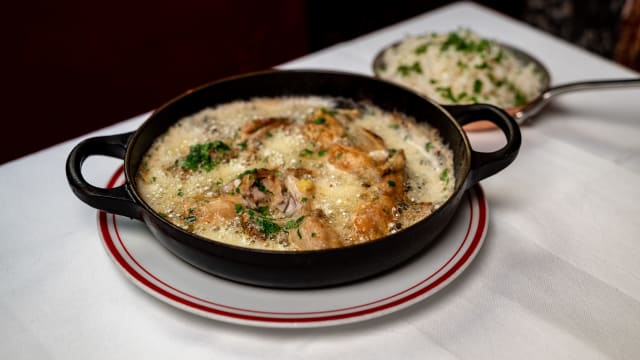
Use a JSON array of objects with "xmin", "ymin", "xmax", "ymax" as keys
[{"xmin": 376, "ymin": 29, "xmax": 544, "ymax": 108}]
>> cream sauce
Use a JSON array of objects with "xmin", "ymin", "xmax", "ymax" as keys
[{"xmin": 136, "ymin": 97, "xmax": 454, "ymax": 250}]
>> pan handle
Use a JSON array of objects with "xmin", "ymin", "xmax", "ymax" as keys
[
  {"xmin": 66, "ymin": 131, "xmax": 143, "ymax": 220},
  {"xmin": 444, "ymin": 104, "xmax": 521, "ymax": 188}
]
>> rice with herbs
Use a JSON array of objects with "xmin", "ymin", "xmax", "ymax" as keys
[{"xmin": 375, "ymin": 29, "xmax": 544, "ymax": 108}]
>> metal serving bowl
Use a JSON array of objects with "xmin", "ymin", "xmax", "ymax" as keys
[{"xmin": 373, "ymin": 39, "xmax": 640, "ymax": 130}]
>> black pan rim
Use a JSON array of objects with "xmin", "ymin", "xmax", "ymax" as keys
[{"xmin": 122, "ymin": 69, "xmax": 474, "ymax": 256}]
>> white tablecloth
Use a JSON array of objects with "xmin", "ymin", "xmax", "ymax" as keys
[{"xmin": 2, "ymin": 2, "xmax": 639, "ymax": 358}]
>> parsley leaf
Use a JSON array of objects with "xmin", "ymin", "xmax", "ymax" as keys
[
  {"xmin": 397, "ymin": 62, "xmax": 422, "ymax": 76},
  {"xmin": 415, "ymin": 43, "xmax": 429, "ymax": 54},
  {"xmin": 440, "ymin": 169, "xmax": 450, "ymax": 186},
  {"xmin": 425, "ymin": 142, "xmax": 433, "ymax": 151},
  {"xmin": 473, "ymin": 79, "xmax": 483, "ymax": 94},
  {"xmin": 182, "ymin": 141, "xmax": 230, "ymax": 172}
]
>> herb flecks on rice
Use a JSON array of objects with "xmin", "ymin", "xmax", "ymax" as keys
[{"xmin": 377, "ymin": 29, "xmax": 543, "ymax": 109}]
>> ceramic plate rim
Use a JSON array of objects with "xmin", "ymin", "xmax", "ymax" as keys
[{"xmin": 98, "ymin": 166, "xmax": 487, "ymax": 328}]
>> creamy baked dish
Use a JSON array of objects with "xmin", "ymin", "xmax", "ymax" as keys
[
  {"xmin": 375, "ymin": 29, "xmax": 544, "ymax": 109},
  {"xmin": 136, "ymin": 97, "xmax": 454, "ymax": 251}
]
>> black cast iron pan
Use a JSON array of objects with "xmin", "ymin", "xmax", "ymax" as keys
[{"xmin": 66, "ymin": 70, "xmax": 520, "ymax": 288}]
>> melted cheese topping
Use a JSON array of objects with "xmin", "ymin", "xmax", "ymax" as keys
[{"xmin": 136, "ymin": 97, "xmax": 454, "ymax": 251}]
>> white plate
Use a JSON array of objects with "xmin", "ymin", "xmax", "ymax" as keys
[{"xmin": 98, "ymin": 166, "xmax": 487, "ymax": 328}]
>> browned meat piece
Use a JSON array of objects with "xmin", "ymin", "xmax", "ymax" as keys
[
  {"xmin": 248, "ymin": 169, "xmax": 314, "ymax": 217},
  {"xmin": 239, "ymin": 118, "xmax": 291, "ymax": 151},
  {"xmin": 241, "ymin": 117, "xmax": 290, "ymax": 134},
  {"xmin": 352, "ymin": 195, "xmax": 398, "ymax": 243},
  {"xmin": 379, "ymin": 171, "xmax": 405, "ymax": 200},
  {"xmin": 302, "ymin": 109, "xmax": 347, "ymax": 148},
  {"xmin": 238, "ymin": 211, "xmax": 269, "ymax": 241},
  {"xmin": 281, "ymin": 172, "xmax": 314, "ymax": 216},
  {"xmin": 195, "ymin": 195, "xmax": 243, "ymax": 225},
  {"xmin": 327, "ymin": 144, "xmax": 381, "ymax": 185},
  {"xmin": 335, "ymin": 108, "xmax": 362, "ymax": 121},
  {"xmin": 234, "ymin": 168, "xmax": 316, "ymax": 218},
  {"xmin": 234, "ymin": 168, "xmax": 282, "ymax": 210},
  {"xmin": 377, "ymin": 150, "xmax": 406, "ymax": 200},
  {"xmin": 288, "ymin": 214, "xmax": 343, "ymax": 250},
  {"xmin": 348, "ymin": 126, "xmax": 386, "ymax": 154},
  {"xmin": 381, "ymin": 149, "xmax": 406, "ymax": 174}
]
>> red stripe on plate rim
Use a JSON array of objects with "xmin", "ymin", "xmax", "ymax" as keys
[{"xmin": 99, "ymin": 166, "xmax": 486, "ymax": 326}]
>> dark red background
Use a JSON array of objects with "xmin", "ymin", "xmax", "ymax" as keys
[{"xmin": 3, "ymin": 0, "xmax": 633, "ymax": 164}]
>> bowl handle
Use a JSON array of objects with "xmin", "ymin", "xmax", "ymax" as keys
[
  {"xmin": 65, "ymin": 131, "xmax": 143, "ymax": 220},
  {"xmin": 444, "ymin": 104, "xmax": 521, "ymax": 188}
]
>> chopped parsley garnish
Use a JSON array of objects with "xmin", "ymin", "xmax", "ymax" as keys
[
  {"xmin": 301, "ymin": 197, "xmax": 308, "ymax": 203},
  {"xmin": 299, "ymin": 148, "xmax": 314, "ymax": 157},
  {"xmin": 440, "ymin": 169, "xmax": 450, "ymax": 186},
  {"xmin": 234, "ymin": 204, "xmax": 244, "ymax": 214},
  {"xmin": 254, "ymin": 179, "xmax": 272, "ymax": 194},
  {"xmin": 440, "ymin": 32, "xmax": 463, "ymax": 52},
  {"xmin": 237, "ymin": 141, "xmax": 247, "ymax": 150},
  {"xmin": 177, "ymin": 188, "xmax": 183, "ymax": 197},
  {"xmin": 440, "ymin": 31, "xmax": 493, "ymax": 54},
  {"xmin": 397, "ymin": 61, "xmax": 422, "ymax": 76},
  {"xmin": 425, "ymin": 142, "xmax": 433, "ymax": 151},
  {"xmin": 514, "ymin": 91, "xmax": 527, "ymax": 106},
  {"xmin": 473, "ymin": 79, "xmax": 483, "ymax": 94},
  {"xmin": 415, "ymin": 43, "xmax": 429, "ymax": 54},
  {"xmin": 237, "ymin": 168, "xmax": 257, "ymax": 179},
  {"xmin": 317, "ymin": 149, "xmax": 327, "ymax": 156},
  {"xmin": 488, "ymin": 73, "xmax": 505, "ymax": 88},
  {"xmin": 182, "ymin": 141, "xmax": 231, "ymax": 172},
  {"xmin": 436, "ymin": 86, "xmax": 457, "ymax": 103},
  {"xmin": 505, "ymin": 82, "xmax": 528, "ymax": 106},
  {"xmin": 389, "ymin": 124, "xmax": 400, "ymax": 129},
  {"xmin": 254, "ymin": 216, "xmax": 281, "ymax": 238},
  {"xmin": 283, "ymin": 216, "xmax": 305, "ymax": 231},
  {"xmin": 320, "ymin": 108, "xmax": 337, "ymax": 116},
  {"xmin": 313, "ymin": 117, "xmax": 326, "ymax": 125},
  {"xmin": 477, "ymin": 39, "xmax": 491, "ymax": 52},
  {"xmin": 436, "ymin": 86, "xmax": 469, "ymax": 103},
  {"xmin": 212, "ymin": 140, "xmax": 230, "ymax": 152},
  {"xmin": 239, "ymin": 205, "xmax": 306, "ymax": 238},
  {"xmin": 388, "ymin": 180, "xmax": 397, "ymax": 187},
  {"xmin": 184, "ymin": 208, "xmax": 196, "ymax": 224}
]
